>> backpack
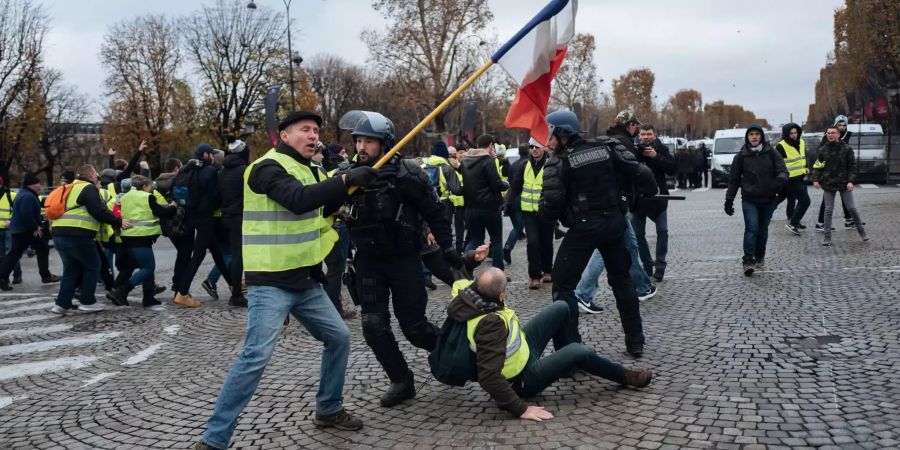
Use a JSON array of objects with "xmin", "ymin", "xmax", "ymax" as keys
[
  {"xmin": 160, "ymin": 205, "xmax": 188, "ymax": 238},
  {"xmin": 422, "ymin": 165, "xmax": 442, "ymax": 189},
  {"xmin": 428, "ymin": 316, "xmax": 478, "ymax": 386},
  {"xmin": 171, "ymin": 161, "xmax": 201, "ymax": 208},
  {"xmin": 44, "ymin": 183, "xmax": 75, "ymax": 221}
]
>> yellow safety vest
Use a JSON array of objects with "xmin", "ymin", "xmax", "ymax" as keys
[
  {"xmin": 120, "ymin": 190, "xmax": 162, "ymax": 237},
  {"xmin": 423, "ymin": 156, "xmax": 452, "ymax": 200},
  {"xmin": 467, "ymin": 307, "xmax": 530, "ymax": 379},
  {"xmin": 495, "ymin": 159, "xmax": 508, "ymax": 182},
  {"xmin": 50, "ymin": 181, "xmax": 102, "ymax": 232},
  {"xmin": 0, "ymin": 189, "xmax": 16, "ymax": 229},
  {"xmin": 778, "ymin": 139, "xmax": 807, "ymax": 178},
  {"xmin": 96, "ymin": 188, "xmax": 116, "ymax": 242},
  {"xmin": 520, "ymin": 160, "xmax": 543, "ymax": 212},
  {"xmin": 242, "ymin": 149, "xmax": 337, "ymax": 272}
]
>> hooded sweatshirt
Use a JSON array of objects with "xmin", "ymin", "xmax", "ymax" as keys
[
  {"xmin": 447, "ymin": 288, "xmax": 528, "ymax": 417},
  {"xmin": 460, "ymin": 148, "xmax": 508, "ymax": 209},
  {"xmin": 725, "ymin": 125, "xmax": 789, "ymax": 203},
  {"xmin": 775, "ymin": 123, "xmax": 805, "ymax": 180}
]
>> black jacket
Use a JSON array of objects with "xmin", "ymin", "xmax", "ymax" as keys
[
  {"xmin": 51, "ymin": 179, "xmax": 122, "ymax": 238},
  {"xmin": 244, "ymin": 142, "xmax": 348, "ymax": 292},
  {"xmin": 9, "ymin": 187, "xmax": 42, "ymax": 234},
  {"xmin": 725, "ymin": 127, "xmax": 789, "ymax": 203},
  {"xmin": 219, "ymin": 153, "xmax": 248, "ymax": 220},
  {"xmin": 633, "ymin": 139, "xmax": 676, "ymax": 216},
  {"xmin": 461, "ymin": 149, "xmax": 508, "ymax": 210},
  {"xmin": 186, "ymin": 160, "xmax": 222, "ymax": 221}
]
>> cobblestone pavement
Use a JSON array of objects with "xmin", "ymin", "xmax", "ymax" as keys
[{"xmin": 1, "ymin": 185, "xmax": 899, "ymax": 449}]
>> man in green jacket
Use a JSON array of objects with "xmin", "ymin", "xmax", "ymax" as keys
[{"xmin": 812, "ymin": 126, "xmax": 868, "ymax": 247}]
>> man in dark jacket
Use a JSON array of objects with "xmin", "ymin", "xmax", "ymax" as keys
[
  {"xmin": 724, "ymin": 125, "xmax": 788, "ymax": 276},
  {"xmin": 631, "ymin": 124, "xmax": 676, "ymax": 281},
  {"xmin": 815, "ymin": 115, "xmax": 855, "ymax": 231},
  {"xmin": 812, "ymin": 125, "xmax": 867, "ymax": 246},
  {"xmin": 447, "ymin": 267, "xmax": 651, "ymax": 421},
  {"xmin": 217, "ymin": 140, "xmax": 249, "ymax": 307},
  {"xmin": 461, "ymin": 134, "xmax": 508, "ymax": 270},
  {"xmin": 700, "ymin": 142, "xmax": 712, "ymax": 187},
  {"xmin": 50, "ymin": 165, "xmax": 123, "ymax": 314},
  {"xmin": 173, "ymin": 144, "xmax": 233, "ymax": 307},
  {"xmin": 0, "ymin": 173, "xmax": 59, "ymax": 290},
  {"xmin": 501, "ymin": 144, "xmax": 530, "ymax": 265}
]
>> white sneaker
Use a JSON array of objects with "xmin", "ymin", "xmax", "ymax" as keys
[
  {"xmin": 48, "ymin": 305, "xmax": 72, "ymax": 315},
  {"xmin": 77, "ymin": 303, "xmax": 106, "ymax": 313},
  {"xmin": 577, "ymin": 297, "xmax": 604, "ymax": 314},
  {"xmin": 638, "ymin": 285, "xmax": 658, "ymax": 301}
]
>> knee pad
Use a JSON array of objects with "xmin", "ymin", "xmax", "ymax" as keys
[
  {"xmin": 361, "ymin": 312, "xmax": 392, "ymax": 342},
  {"xmin": 401, "ymin": 321, "xmax": 438, "ymax": 351}
]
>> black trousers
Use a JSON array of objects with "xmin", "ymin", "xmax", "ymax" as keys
[
  {"xmin": 176, "ymin": 218, "xmax": 231, "ymax": 295},
  {"xmin": 224, "ymin": 218, "xmax": 243, "ymax": 299},
  {"xmin": 169, "ymin": 232, "xmax": 194, "ymax": 288},
  {"xmin": 523, "ymin": 212, "xmax": 554, "ymax": 279},
  {"xmin": 452, "ymin": 205, "xmax": 466, "ymax": 253},
  {"xmin": 551, "ymin": 212, "xmax": 643, "ymax": 350},
  {"xmin": 323, "ymin": 225, "xmax": 347, "ymax": 313},
  {"xmin": 0, "ymin": 231, "xmax": 50, "ymax": 281},
  {"xmin": 702, "ymin": 170, "xmax": 710, "ymax": 187},
  {"xmin": 356, "ymin": 254, "xmax": 437, "ymax": 382}
]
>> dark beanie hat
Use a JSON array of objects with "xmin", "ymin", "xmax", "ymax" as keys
[
  {"xmin": 61, "ymin": 171, "xmax": 76, "ymax": 183},
  {"xmin": 23, "ymin": 172, "xmax": 40, "ymax": 186},
  {"xmin": 195, "ymin": 143, "xmax": 216, "ymax": 157},
  {"xmin": 432, "ymin": 140, "xmax": 449, "ymax": 159}
]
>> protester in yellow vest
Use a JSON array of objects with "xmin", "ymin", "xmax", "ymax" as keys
[
  {"xmin": 49, "ymin": 165, "xmax": 123, "ymax": 315},
  {"xmin": 775, "ymin": 123, "xmax": 812, "ymax": 235},
  {"xmin": 444, "ymin": 267, "xmax": 652, "ymax": 421},
  {"xmin": 0, "ymin": 173, "xmax": 59, "ymax": 291},
  {"xmin": 194, "ymin": 111, "xmax": 378, "ymax": 450},
  {"xmin": 507, "ymin": 141, "xmax": 554, "ymax": 289},
  {"xmin": 0, "ymin": 175, "xmax": 22, "ymax": 283},
  {"xmin": 104, "ymin": 175, "xmax": 175, "ymax": 309},
  {"xmin": 449, "ymin": 147, "xmax": 467, "ymax": 253}
]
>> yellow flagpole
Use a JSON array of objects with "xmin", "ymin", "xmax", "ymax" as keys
[{"xmin": 348, "ymin": 59, "xmax": 495, "ymax": 194}]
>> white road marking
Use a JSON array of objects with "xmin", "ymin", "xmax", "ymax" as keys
[
  {"xmin": 122, "ymin": 343, "xmax": 165, "ymax": 366},
  {"xmin": 0, "ymin": 332, "xmax": 122, "ymax": 357},
  {"xmin": 692, "ymin": 186, "xmax": 711, "ymax": 192},
  {"xmin": 0, "ymin": 314, "xmax": 57, "ymax": 326},
  {"xmin": 1, "ymin": 297, "xmax": 49, "ymax": 306},
  {"xmin": 0, "ymin": 356, "xmax": 98, "ymax": 381},
  {"xmin": 0, "ymin": 303, "xmax": 55, "ymax": 316},
  {"xmin": 0, "ymin": 324, "xmax": 73, "ymax": 338},
  {"xmin": 0, "ymin": 293, "xmax": 41, "ymax": 298},
  {"xmin": 82, "ymin": 372, "xmax": 120, "ymax": 387},
  {"xmin": 0, "ymin": 394, "xmax": 27, "ymax": 409},
  {"xmin": 859, "ymin": 184, "xmax": 878, "ymax": 189},
  {"xmin": 163, "ymin": 325, "xmax": 180, "ymax": 336}
]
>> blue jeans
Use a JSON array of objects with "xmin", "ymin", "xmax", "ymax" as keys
[
  {"xmin": 517, "ymin": 301, "xmax": 625, "ymax": 397},
  {"xmin": 631, "ymin": 209, "xmax": 668, "ymax": 274},
  {"xmin": 503, "ymin": 207, "xmax": 525, "ymax": 251},
  {"xmin": 206, "ymin": 245, "xmax": 232, "ymax": 284},
  {"xmin": 203, "ymin": 284, "xmax": 351, "ymax": 449},
  {"xmin": 0, "ymin": 229, "xmax": 22, "ymax": 278},
  {"xmin": 126, "ymin": 246, "xmax": 155, "ymax": 290},
  {"xmin": 741, "ymin": 199, "xmax": 776, "ymax": 263},
  {"xmin": 574, "ymin": 216, "xmax": 651, "ymax": 302},
  {"xmin": 465, "ymin": 207, "xmax": 504, "ymax": 269},
  {"xmin": 53, "ymin": 235, "xmax": 100, "ymax": 308}
]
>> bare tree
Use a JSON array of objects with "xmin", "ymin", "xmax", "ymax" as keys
[
  {"xmin": 30, "ymin": 68, "xmax": 89, "ymax": 184},
  {"xmin": 100, "ymin": 14, "xmax": 183, "ymax": 173},
  {"xmin": 305, "ymin": 54, "xmax": 367, "ymax": 142},
  {"xmin": 363, "ymin": 0, "xmax": 493, "ymax": 133},
  {"xmin": 551, "ymin": 33, "xmax": 600, "ymax": 111},
  {"xmin": 182, "ymin": 0, "xmax": 288, "ymax": 146},
  {"xmin": 612, "ymin": 68, "xmax": 656, "ymax": 124},
  {"xmin": 0, "ymin": 0, "xmax": 47, "ymax": 175}
]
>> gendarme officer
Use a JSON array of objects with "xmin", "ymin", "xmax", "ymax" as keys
[
  {"xmin": 340, "ymin": 111, "xmax": 462, "ymax": 407},
  {"xmin": 539, "ymin": 110, "xmax": 658, "ymax": 356}
]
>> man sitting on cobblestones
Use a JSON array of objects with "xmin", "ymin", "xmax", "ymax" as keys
[{"xmin": 444, "ymin": 267, "xmax": 653, "ymax": 421}]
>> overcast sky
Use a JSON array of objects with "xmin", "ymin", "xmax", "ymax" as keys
[{"xmin": 41, "ymin": 0, "xmax": 844, "ymax": 129}]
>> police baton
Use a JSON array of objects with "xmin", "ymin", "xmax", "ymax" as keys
[{"xmin": 654, "ymin": 195, "xmax": 686, "ymax": 200}]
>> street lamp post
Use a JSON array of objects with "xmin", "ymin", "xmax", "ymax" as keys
[
  {"xmin": 248, "ymin": 0, "xmax": 300, "ymax": 107},
  {"xmin": 886, "ymin": 84, "xmax": 900, "ymax": 183}
]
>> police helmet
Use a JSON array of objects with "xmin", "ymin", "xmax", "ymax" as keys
[
  {"xmin": 546, "ymin": 110, "xmax": 582, "ymax": 137},
  {"xmin": 340, "ymin": 110, "xmax": 396, "ymax": 151}
]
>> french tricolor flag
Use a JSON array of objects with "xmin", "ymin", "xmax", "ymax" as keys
[{"xmin": 493, "ymin": 0, "xmax": 577, "ymax": 145}]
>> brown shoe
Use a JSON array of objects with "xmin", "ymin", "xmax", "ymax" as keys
[
  {"xmin": 528, "ymin": 279, "xmax": 541, "ymax": 290},
  {"xmin": 340, "ymin": 309, "xmax": 357, "ymax": 320},
  {"xmin": 174, "ymin": 293, "xmax": 201, "ymax": 308},
  {"xmin": 622, "ymin": 368, "xmax": 652, "ymax": 388},
  {"xmin": 541, "ymin": 273, "xmax": 552, "ymax": 283}
]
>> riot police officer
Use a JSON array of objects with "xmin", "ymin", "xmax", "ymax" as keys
[
  {"xmin": 540, "ymin": 111, "xmax": 658, "ymax": 356},
  {"xmin": 340, "ymin": 111, "xmax": 461, "ymax": 407}
]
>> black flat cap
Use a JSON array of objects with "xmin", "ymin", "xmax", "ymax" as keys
[{"xmin": 278, "ymin": 111, "xmax": 323, "ymax": 131}]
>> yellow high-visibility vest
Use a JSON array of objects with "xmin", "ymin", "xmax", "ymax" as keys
[
  {"xmin": 467, "ymin": 307, "xmax": 530, "ymax": 379},
  {"xmin": 520, "ymin": 160, "xmax": 543, "ymax": 212},
  {"xmin": 50, "ymin": 181, "xmax": 101, "ymax": 232},
  {"xmin": 778, "ymin": 139, "xmax": 807, "ymax": 178},
  {"xmin": 120, "ymin": 190, "xmax": 162, "ymax": 237}
]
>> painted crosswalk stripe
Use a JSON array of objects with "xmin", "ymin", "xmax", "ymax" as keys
[
  {"xmin": 860, "ymin": 184, "xmax": 878, "ymax": 189},
  {"xmin": 0, "ymin": 332, "xmax": 122, "ymax": 357},
  {"xmin": 0, "ymin": 314, "xmax": 57, "ymax": 326},
  {"xmin": 693, "ymin": 187, "xmax": 711, "ymax": 192},
  {"xmin": 122, "ymin": 343, "xmax": 164, "ymax": 366},
  {"xmin": 0, "ymin": 303, "xmax": 54, "ymax": 316},
  {"xmin": 0, "ymin": 324, "xmax": 73, "ymax": 338},
  {"xmin": 1, "ymin": 297, "xmax": 49, "ymax": 306},
  {"xmin": 0, "ymin": 356, "xmax": 98, "ymax": 381},
  {"xmin": 82, "ymin": 372, "xmax": 119, "ymax": 387},
  {"xmin": 0, "ymin": 394, "xmax": 27, "ymax": 410},
  {"xmin": 0, "ymin": 293, "xmax": 41, "ymax": 298}
]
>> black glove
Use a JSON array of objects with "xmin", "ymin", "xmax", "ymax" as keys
[
  {"xmin": 345, "ymin": 166, "xmax": 378, "ymax": 188},
  {"xmin": 442, "ymin": 247, "xmax": 464, "ymax": 269},
  {"xmin": 724, "ymin": 199, "xmax": 734, "ymax": 216}
]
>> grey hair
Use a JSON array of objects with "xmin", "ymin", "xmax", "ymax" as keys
[
  {"xmin": 130, "ymin": 175, "xmax": 152, "ymax": 190},
  {"xmin": 474, "ymin": 267, "xmax": 507, "ymax": 300}
]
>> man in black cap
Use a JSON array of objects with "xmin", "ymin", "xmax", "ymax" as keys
[
  {"xmin": 0, "ymin": 173, "xmax": 59, "ymax": 290},
  {"xmin": 194, "ymin": 111, "xmax": 376, "ymax": 450},
  {"xmin": 172, "ymin": 144, "xmax": 233, "ymax": 307}
]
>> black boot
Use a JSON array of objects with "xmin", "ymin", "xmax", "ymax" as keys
[
  {"xmin": 380, "ymin": 373, "xmax": 415, "ymax": 407},
  {"xmin": 143, "ymin": 289, "xmax": 162, "ymax": 309},
  {"xmin": 625, "ymin": 334, "xmax": 645, "ymax": 357},
  {"xmin": 106, "ymin": 282, "xmax": 132, "ymax": 306},
  {"xmin": 0, "ymin": 279, "xmax": 11, "ymax": 291}
]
